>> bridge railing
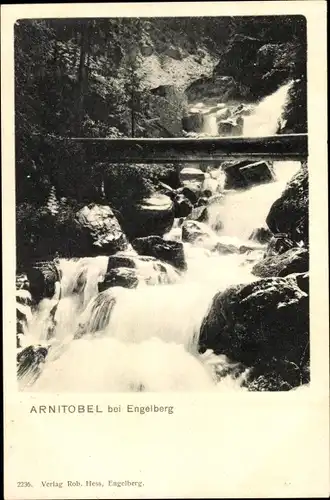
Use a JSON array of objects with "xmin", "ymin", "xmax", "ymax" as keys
[{"xmin": 66, "ymin": 133, "xmax": 308, "ymax": 164}]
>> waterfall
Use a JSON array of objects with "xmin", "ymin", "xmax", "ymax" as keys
[
  {"xmin": 203, "ymin": 113, "xmax": 218, "ymax": 136},
  {"xmin": 18, "ymin": 82, "xmax": 298, "ymax": 393},
  {"xmin": 243, "ymin": 81, "xmax": 293, "ymax": 137}
]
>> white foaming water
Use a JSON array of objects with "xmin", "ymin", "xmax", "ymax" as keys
[
  {"xmin": 19, "ymin": 83, "xmax": 300, "ymax": 392},
  {"xmin": 243, "ymin": 81, "xmax": 293, "ymax": 137},
  {"xmin": 208, "ymin": 161, "xmax": 301, "ymax": 240}
]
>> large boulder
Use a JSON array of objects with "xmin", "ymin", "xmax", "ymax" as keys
[
  {"xmin": 252, "ymin": 247, "xmax": 308, "ymax": 278},
  {"xmin": 132, "ymin": 193, "xmax": 175, "ymax": 238},
  {"xmin": 132, "ymin": 235, "xmax": 186, "ymax": 271},
  {"xmin": 199, "ymin": 276, "xmax": 309, "ymax": 372},
  {"xmin": 249, "ymin": 227, "xmax": 273, "ymax": 244},
  {"xmin": 222, "ymin": 160, "xmax": 252, "ymax": 189},
  {"xmin": 182, "ymin": 112, "xmax": 204, "ymax": 133},
  {"xmin": 75, "ymin": 204, "xmax": 128, "ymax": 255},
  {"xmin": 266, "ymin": 163, "xmax": 308, "ymax": 245},
  {"xmin": 99, "ymin": 268, "xmax": 140, "ymax": 291},
  {"xmin": 26, "ymin": 260, "xmax": 61, "ymax": 304},
  {"xmin": 176, "ymin": 186, "xmax": 199, "ymax": 205}
]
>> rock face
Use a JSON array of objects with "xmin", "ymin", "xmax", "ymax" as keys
[
  {"xmin": 132, "ymin": 193, "xmax": 175, "ymax": 238},
  {"xmin": 132, "ymin": 235, "xmax": 186, "ymax": 271},
  {"xmin": 252, "ymin": 247, "xmax": 308, "ymax": 278},
  {"xmin": 199, "ymin": 276, "xmax": 309, "ymax": 371},
  {"xmin": 182, "ymin": 112, "xmax": 204, "ymax": 133},
  {"xmin": 266, "ymin": 163, "xmax": 308, "ymax": 245},
  {"xmin": 75, "ymin": 204, "xmax": 128, "ymax": 255},
  {"xmin": 99, "ymin": 256, "xmax": 180, "ymax": 292}
]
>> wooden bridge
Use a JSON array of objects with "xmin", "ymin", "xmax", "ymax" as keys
[{"xmin": 67, "ymin": 133, "xmax": 308, "ymax": 164}]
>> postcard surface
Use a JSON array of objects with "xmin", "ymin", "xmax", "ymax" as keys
[{"xmin": 2, "ymin": 2, "xmax": 329, "ymax": 499}]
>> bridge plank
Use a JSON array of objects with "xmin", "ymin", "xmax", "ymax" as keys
[{"xmin": 64, "ymin": 134, "xmax": 307, "ymax": 163}]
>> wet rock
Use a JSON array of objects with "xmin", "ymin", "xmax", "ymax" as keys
[
  {"xmin": 187, "ymin": 205, "xmax": 209, "ymax": 223},
  {"xmin": 249, "ymin": 227, "xmax": 273, "ymax": 244},
  {"xmin": 158, "ymin": 182, "xmax": 176, "ymax": 199},
  {"xmin": 106, "ymin": 255, "xmax": 137, "ymax": 271},
  {"xmin": 222, "ymin": 160, "xmax": 252, "ymax": 189},
  {"xmin": 215, "ymin": 107, "xmax": 230, "ymax": 120},
  {"xmin": 295, "ymin": 272, "xmax": 309, "ymax": 294},
  {"xmin": 212, "ymin": 242, "xmax": 240, "ymax": 255},
  {"xmin": 207, "ymin": 194, "xmax": 224, "ymax": 206},
  {"xmin": 266, "ymin": 163, "xmax": 308, "ymax": 245},
  {"xmin": 252, "ymin": 247, "xmax": 308, "ymax": 278},
  {"xmin": 99, "ymin": 268, "xmax": 140, "ymax": 291},
  {"xmin": 199, "ymin": 276, "xmax": 309, "ymax": 372},
  {"xmin": 75, "ymin": 203, "xmax": 128, "ymax": 255},
  {"xmin": 26, "ymin": 260, "xmax": 60, "ymax": 304},
  {"xmin": 176, "ymin": 186, "xmax": 199, "ymax": 205},
  {"xmin": 179, "ymin": 167, "xmax": 205, "ymax": 185},
  {"xmin": 133, "ymin": 193, "xmax": 175, "ymax": 238},
  {"xmin": 141, "ymin": 45, "xmax": 154, "ymax": 57},
  {"xmin": 174, "ymin": 194, "xmax": 193, "ymax": 218},
  {"xmin": 132, "ymin": 235, "xmax": 186, "ymax": 271},
  {"xmin": 265, "ymin": 233, "xmax": 296, "ymax": 257},
  {"xmin": 240, "ymin": 161, "xmax": 275, "ymax": 186},
  {"xmin": 182, "ymin": 113, "xmax": 204, "ymax": 133}
]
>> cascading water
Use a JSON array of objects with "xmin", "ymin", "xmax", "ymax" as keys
[
  {"xmin": 243, "ymin": 80, "xmax": 293, "ymax": 136},
  {"xmin": 19, "ymin": 82, "xmax": 300, "ymax": 392}
]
